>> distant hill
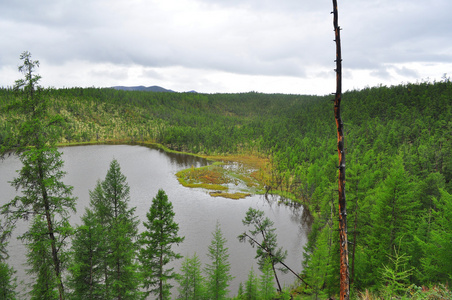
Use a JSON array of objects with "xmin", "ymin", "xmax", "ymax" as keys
[{"xmin": 112, "ymin": 85, "xmax": 175, "ymax": 93}]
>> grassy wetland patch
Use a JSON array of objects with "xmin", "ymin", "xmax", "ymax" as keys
[{"xmin": 176, "ymin": 156, "xmax": 267, "ymax": 199}]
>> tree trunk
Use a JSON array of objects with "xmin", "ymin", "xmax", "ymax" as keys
[
  {"xmin": 271, "ymin": 261, "xmax": 282, "ymax": 292},
  {"xmin": 159, "ymin": 249, "xmax": 164, "ymax": 300},
  {"xmin": 332, "ymin": 1, "xmax": 350, "ymax": 299},
  {"xmin": 40, "ymin": 163, "xmax": 65, "ymax": 300},
  {"xmin": 43, "ymin": 207, "xmax": 64, "ymax": 300}
]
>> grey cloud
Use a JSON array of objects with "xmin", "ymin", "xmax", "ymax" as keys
[
  {"xmin": 89, "ymin": 67, "xmax": 130, "ymax": 81},
  {"xmin": 196, "ymin": 0, "xmax": 327, "ymax": 14},
  {"xmin": 341, "ymin": 0, "xmax": 452, "ymax": 71},
  {"xmin": 1, "ymin": 0, "xmax": 451, "ymax": 91},
  {"xmin": 140, "ymin": 68, "xmax": 164, "ymax": 80},
  {"xmin": 393, "ymin": 66, "xmax": 419, "ymax": 78},
  {"xmin": 370, "ymin": 68, "xmax": 392, "ymax": 80}
]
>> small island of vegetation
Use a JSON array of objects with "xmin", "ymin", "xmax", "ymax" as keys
[{"xmin": 0, "ymin": 45, "xmax": 451, "ymax": 300}]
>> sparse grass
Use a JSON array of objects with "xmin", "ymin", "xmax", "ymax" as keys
[
  {"xmin": 175, "ymin": 155, "xmax": 267, "ymax": 198},
  {"xmin": 176, "ymin": 165, "xmax": 230, "ymax": 191},
  {"xmin": 209, "ymin": 191, "xmax": 251, "ymax": 199},
  {"xmin": 208, "ymin": 154, "xmax": 269, "ymax": 171},
  {"xmin": 349, "ymin": 284, "xmax": 452, "ymax": 300}
]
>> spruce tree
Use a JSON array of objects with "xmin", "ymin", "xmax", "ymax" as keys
[
  {"xmin": 138, "ymin": 189, "xmax": 185, "ymax": 300},
  {"xmin": 204, "ymin": 222, "xmax": 233, "ymax": 300}
]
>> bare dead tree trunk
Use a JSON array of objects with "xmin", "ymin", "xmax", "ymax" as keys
[{"xmin": 332, "ymin": 1, "xmax": 350, "ymax": 299}]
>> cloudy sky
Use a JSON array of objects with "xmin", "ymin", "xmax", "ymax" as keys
[{"xmin": 0, "ymin": 0, "xmax": 451, "ymax": 95}]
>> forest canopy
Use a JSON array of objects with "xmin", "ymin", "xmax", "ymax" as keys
[{"xmin": 1, "ymin": 77, "xmax": 451, "ymax": 298}]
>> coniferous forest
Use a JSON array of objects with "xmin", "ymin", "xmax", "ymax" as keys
[{"xmin": 0, "ymin": 52, "xmax": 451, "ymax": 299}]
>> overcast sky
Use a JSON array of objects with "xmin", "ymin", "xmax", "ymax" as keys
[{"xmin": 0, "ymin": 0, "xmax": 451, "ymax": 95}]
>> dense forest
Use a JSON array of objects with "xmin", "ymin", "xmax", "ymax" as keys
[{"xmin": 0, "ymin": 53, "xmax": 451, "ymax": 299}]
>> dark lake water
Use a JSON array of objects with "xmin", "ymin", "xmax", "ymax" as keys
[{"xmin": 0, "ymin": 144, "xmax": 310, "ymax": 298}]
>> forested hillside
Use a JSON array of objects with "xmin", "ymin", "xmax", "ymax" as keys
[{"xmin": 1, "ymin": 79, "xmax": 451, "ymax": 298}]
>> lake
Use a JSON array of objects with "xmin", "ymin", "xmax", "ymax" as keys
[{"xmin": 0, "ymin": 144, "xmax": 310, "ymax": 298}]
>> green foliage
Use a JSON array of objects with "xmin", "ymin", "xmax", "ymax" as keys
[
  {"xmin": 70, "ymin": 159, "xmax": 139, "ymax": 299},
  {"xmin": 380, "ymin": 246, "xmax": 414, "ymax": 298},
  {"xmin": 21, "ymin": 215, "xmax": 59, "ymax": 300},
  {"xmin": 1, "ymin": 52, "xmax": 77, "ymax": 300},
  {"xmin": 138, "ymin": 189, "xmax": 185, "ymax": 300},
  {"xmin": 69, "ymin": 209, "xmax": 107, "ymax": 300},
  {"xmin": 302, "ymin": 216, "xmax": 338, "ymax": 299},
  {"xmin": 236, "ymin": 282, "xmax": 244, "ymax": 299},
  {"xmin": 416, "ymin": 189, "xmax": 452, "ymax": 284},
  {"xmin": 0, "ymin": 261, "xmax": 17, "ymax": 300},
  {"xmin": 1, "ymin": 57, "xmax": 451, "ymax": 297},
  {"xmin": 406, "ymin": 284, "xmax": 452, "ymax": 300},
  {"xmin": 177, "ymin": 253, "xmax": 206, "ymax": 300},
  {"xmin": 205, "ymin": 222, "xmax": 233, "ymax": 300},
  {"xmin": 238, "ymin": 207, "xmax": 287, "ymax": 292},
  {"xmin": 362, "ymin": 155, "xmax": 421, "ymax": 286},
  {"xmin": 259, "ymin": 258, "xmax": 277, "ymax": 300},
  {"xmin": 301, "ymin": 81, "xmax": 451, "ymax": 296},
  {"xmin": 244, "ymin": 267, "xmax": 259, "ymax": 300},
  {"xmin": 6, "ymin": 146, "xmax": 76, "ymax": 218}
]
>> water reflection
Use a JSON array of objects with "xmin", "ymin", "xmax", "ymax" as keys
[
  {"xmin": 163, "ymin": 149, "xmax": 210, "ymax": 168},
  {"xmin": 0, "ymin": 144, "xmax": 309, "ymax": 298}
]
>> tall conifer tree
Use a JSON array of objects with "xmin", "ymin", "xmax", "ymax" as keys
[
  {"xmin": 138, "ymin": 189, "xmax": 184, "ymax": 300},
  {"xmin": 238, "ymin": 208, "xmax": 287, "ymax": 292},
  {"xmin": 70, "ymin": 159, "xmax": 139, "ymax": 300},
  {"xmin": 259, "ymin": 258, "xmax": 276, "ymax": 300},
  {"xmin": 205, "ymin": 222, "xmax": 233, "ymax": 300},
  {"xmin": 0, "ymin": 219, "xmax": 17, "ymax": 299},
  {"xmin": 177, "ymin": 253, "xmax": 206, "ymax": 300},
  {"xmin": 1, "ymin": 51, "xmax": 76, "ymax": 300},
  {"xmin": 366, "ymin": 155, "xmax": 420, "ymax": 286},
  {"xmin": 69, "ymin": 209, "xmax": 105, "ymax": 299},
  {"xmin": 244, "ymin": 267, "xmax": 258, "ymax": 300},
  {"xmin": 22, "ymin": 216, "xmax": 59, "ymax": 300}
]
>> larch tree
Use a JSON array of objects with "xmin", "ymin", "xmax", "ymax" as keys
[
  {"xmin": 138, "ymin": 189, "xmax": 185, "ymax": 300},
  {"xmin": 81, "ymin": 159, "xmax": 140, "ymax": 300},
  {"xmin": 0, "ymin": 219, "xmax": 17, "ymax": 299},
  {"xmin": 204, "ymin": 221, "xmax": 233, "ymax": 300},
  {"xmin": 259, "ymin": 258, "xmax": 276, "ymax": 300},
  {"xmin": 238, "ymin": 207, "xmax": 287, "ymax": 293},
  {"xmin": 176, "ymin": 253, "xmax": 206, "ymax": 300},
  {"xmin": 22, "ymin": 215, "xmax": 60, "ymax": 300},
  {"xmin": 367, "ymin": 155, "xmax": 419, "ymax": 286},
  {"xmin": 69, "ymin": 209, "xmax": 106, "ymax": 300},
  {"xmin": 0, "ymin": 261, "xmax": 17, "ymax": 300},
  {"xmin": 418, "ymin": 189, "xmax": 452, "ymax": 283},
  {"xmin": 1, "ymin": 51, "xmax": 76, "ymax": 300},
  {"xmin": 244, "ymin": 267, "xmax": 259, "ymax": 300}
]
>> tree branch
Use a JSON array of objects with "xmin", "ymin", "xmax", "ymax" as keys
[{"xmin": 240, "ymin": 232, "xmax": 311, "ymax": 287}]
